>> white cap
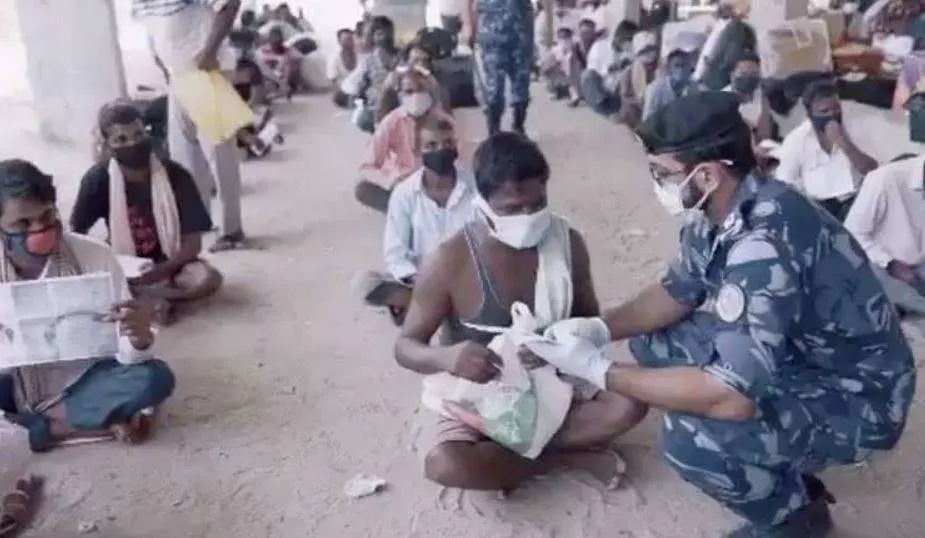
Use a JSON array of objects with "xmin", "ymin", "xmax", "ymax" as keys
[{"xmin": 632, "ymin": 32, "xmax": 658, "ymax": 55}]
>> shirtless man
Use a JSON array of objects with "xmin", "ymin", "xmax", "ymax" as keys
[{"xmin": 395, "ymin": 133, "xmax": 647, "ymax": 490}]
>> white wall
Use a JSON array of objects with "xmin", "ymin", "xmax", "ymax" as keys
[{"xmin": 14, "ymin": 0, "xmax": 126, "ymax": 144}]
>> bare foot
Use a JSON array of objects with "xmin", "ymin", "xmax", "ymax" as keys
[{"xmin": 562, "ymin": 448, "xmax": 626, "ymax": 490}]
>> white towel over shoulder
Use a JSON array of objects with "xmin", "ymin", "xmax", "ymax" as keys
[{"xmin": 107, "ymin": 156, "xmax": 181, "ymax": 259}]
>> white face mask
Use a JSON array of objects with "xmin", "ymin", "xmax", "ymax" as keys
[
  {"xmin": 475, "ymin": 197, "xmax": 553, "ymax": 250},
  {"xmin": 653, "ymin": 162, "xmax": 721, "ymax": 217},
  {"xmin": 402, "ymin": 92, "xmax": 433, "ymax": 117}
]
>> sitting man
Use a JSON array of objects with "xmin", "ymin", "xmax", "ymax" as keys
[
  {"xmin": 71, "ymin": 102, "xmax": 221, "ymax": 325},
  {"xmin": 395, "ymin": 133, "xmax": 647, "ymax": 491},
  {"xmin": 581, "ymin": 20, "xmax": 639, "ymax": 119},
  {"xmin": 356, "ymin": 67, "xmax": 456, "ymax": 213},
  {"xmin": 724, "ymin": 50, "xmax": 774, "ymax": 144},
  {"xmin": 540, "ymin": 26, "xmax": 578, "ymax": 101},
  {"xmin": 845, "ymin": 153, "xmax": 925, "ymax": 317},
  {"xmin": 330, "ymin": 28, "xmax": 358, "ymax": 108},
  {"xmin": 776, "ymin": 80, "xmax": 878, "ymax": 221},
  {"xmin": 615, "ymin": 31, "xmax": 659, "ymax": 128},
  {"xmin": 258, "ymin": 26, "xmax": 304, "ymax": 99},
  {"xmin": 642, "ymin": 41, "xmax": 700, "ymax": 121},
  {"xmin": 0, "ymin": 159, "xmax": 175, "ymax": 451},
  {"xmin": 533, "ymin": 92, "xmax": 916, "ymax": 537},
  {"xmin": 353, "ymin": 116, "xmax": 476, "ymax": 326}
]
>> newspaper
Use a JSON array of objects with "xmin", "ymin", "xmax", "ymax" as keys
[{"xmin": 0, "ymin": 273, "xmax": 119, "ymax": 368}]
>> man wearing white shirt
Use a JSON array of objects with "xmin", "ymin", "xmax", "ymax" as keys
[
  {"xmin": 133, "ymin": 0, "xmax": 249, "ymax": 253},
  {"xmin": 845, "ymin": 154, "xmax": 925, "ymax": 315},
  {"xmin": 353, "ymin": 116, "xmax": 475, "ymax": 325},
  {"xmin": 581, "ymin": 20, "xmax": 639, "ymax": 118},
  {"xmin": 775, "ymin": 80, "xmax": 878, "ymax": 221}
]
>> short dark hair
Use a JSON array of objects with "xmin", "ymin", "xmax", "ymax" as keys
[
  {"xmin": 97, "ymin": 100, "xmax": 141, "ymax": 138},
  {"xmin": 674, "ymin": 122, "xmax": 757, "ymax": 178},
  {"xmin": 420, "ymin": 115, "xmax": 455, "ymax": 135},
  {"xmin": 0, "ymin": 159, "xmax": 56, "ymax": 217},
  {"xmin": 578, "ymin": 18, "xmax": 596, "ymax": 29},
  {"xmin": 337, "ymin": 28, "xmax": 353, "ymax": 40},
  {"xmin": 615, "ymin": 20, "xmax": 640, "ymax": 38},
  {"xmin": 472, "ymin": 133, "xmax": 550, "ymax": 199},
  {"xmin": 802, "ymin": 79, "xmax": 839, "ymax": 109},
  {"xmin": 371, "ymin": 16, "xmax": 394, "ymax": 34}
]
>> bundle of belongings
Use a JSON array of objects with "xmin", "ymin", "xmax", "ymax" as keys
[
  {"xmin": 421, "ymin": 216, "xmax": 610, "ymax": 459},
  {"xmin": 758, "ymin": 17, "xmax": 835, "ymax": 117}
]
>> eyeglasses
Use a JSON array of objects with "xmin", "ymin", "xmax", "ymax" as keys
[{"xmin": 648, "ymin": 163, "xmax": 686, "ymax": 185}]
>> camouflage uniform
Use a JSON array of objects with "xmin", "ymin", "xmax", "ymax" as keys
[
  {"xmin": 630, "ymin": 174, "xmax": 917, "ymax": 527},
  {"xmin": 474, "ymin": 0, "xmax": 534, "ymax": 132}
]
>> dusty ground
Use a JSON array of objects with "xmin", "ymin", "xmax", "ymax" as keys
[{"xmin": 1, "ymin": 88, "xmax": 924, "ymax": 538}]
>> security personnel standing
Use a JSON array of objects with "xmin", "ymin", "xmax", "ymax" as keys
[
  {"xmin": 463, "ymin": 0, "xmax": 535, "ymax": 136},
  {"xmin": 530, "ymin": 92, "xmax": 917, "ymax": 537}
]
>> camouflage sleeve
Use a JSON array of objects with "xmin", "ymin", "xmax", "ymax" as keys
[
  {"xmin": 703, "ymin": 231, "xmax": 801, "ymax": 401},
  {"xmin": 660, "ymin": 226, "xmax": 707, "ymax": 307}
]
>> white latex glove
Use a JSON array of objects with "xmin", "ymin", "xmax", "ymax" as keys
[
  {"xmin": 543, "ymin": 317, "xmax": 611, "ymax": 347},
  {"xmin": 523, "ymin": 333, "xmax": 613, "ymax": 390}
]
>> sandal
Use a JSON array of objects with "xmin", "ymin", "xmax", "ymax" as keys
[
  {"xmin": 209, "ymin": 232, "xmax": 248, "ymax": 253},
  {"xmin": 0, "ymin": 475, "xmax": 43, "ymax": 538}
]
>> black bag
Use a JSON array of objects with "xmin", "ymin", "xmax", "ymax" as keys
[
  {"xmin": 289, "ymin": 36, "xmax": 318, "ymax": 55},
  {"xmin": 908, "ymin": 91, "xmax": 925, "ymax": 143},
  {"xmin": 433, "ymin": 55, "xmax": 479, "ymax": 109},
  {"xmin": 415, "ymin": 27, "xmax": 456, "ymax": 60}
]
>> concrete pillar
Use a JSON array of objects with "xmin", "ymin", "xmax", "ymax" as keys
[{"xmin": 14, "ymin": 0, "xmax": 126, "ymax": 144}]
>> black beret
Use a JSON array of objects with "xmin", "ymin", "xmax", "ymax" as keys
[{"xmin": 636, "ymin": 91, "xmax": 748, "ymax": 155}]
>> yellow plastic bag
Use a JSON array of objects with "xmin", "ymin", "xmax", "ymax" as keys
[{"xmin": 172, "ymin": 70, "xmax": 253, "ymax": 143}]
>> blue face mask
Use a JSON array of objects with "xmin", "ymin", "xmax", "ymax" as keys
[
  {"xmin": 2, "ymin": 222, "xmax": 60, "ymax": 272},
  {"xmin": 810, "ymin": 112, "xmax": 842, "ymax": 133},
  {"xmin": 668, "ymin": 66, "xmax": 692, "ymax": 91}
]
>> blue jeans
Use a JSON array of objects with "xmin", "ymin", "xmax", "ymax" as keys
[{"xmin": 580, "ymin": 70, "xmax": 620, "ymax": 117}]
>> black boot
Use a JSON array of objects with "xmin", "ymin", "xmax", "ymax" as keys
[
  {"xmin": 512, "ymin": 102, "xmax": 528, "ymax": 136},
  {"xmin": 486, "ymin": 102, "xmax": 503, "ymax": 137},
  {"xmin": 726, "ymin": 474, "xmax": 835, "ymax": 537}
]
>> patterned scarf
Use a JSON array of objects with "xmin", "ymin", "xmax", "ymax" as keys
[{"xmin": 0, "ymin": 233, "xmax": 82, "ymax": 412}]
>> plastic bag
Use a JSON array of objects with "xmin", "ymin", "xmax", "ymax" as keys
[
  {"xmin": 421, "ymin": 303, "xmax": 573, "ymax": 459},
  {"xmin": 0, "ymin": 419, "xmax": 31, "ymax": 495},
  {"xmin": 172, "ymin": 70, "xmax": 254, "ymax": 143}
]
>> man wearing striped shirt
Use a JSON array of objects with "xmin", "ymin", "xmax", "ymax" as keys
[{"xmin": 132, "ymin": 0, "xmax": 249, "ymax": 252}]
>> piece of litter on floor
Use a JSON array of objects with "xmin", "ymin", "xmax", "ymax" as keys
[
  {"xmin": 623, "ymin": 228, "xmax": 647, "ymax": 238},
  {"xmin": 78, "ymin": 520, "xmax": 98, "ymax": 534},
  {"xmin": 343, "ymin": 474, "xmax": 387, "ymax": 499}
]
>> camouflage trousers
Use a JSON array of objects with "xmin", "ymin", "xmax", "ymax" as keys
[
  {"xmin": 474, "ymin": 42, "xmax": 533, "ymax": 110},
  {"xmin": 629, "ymin": 312, "xmax": 872, "ymax": 527}
]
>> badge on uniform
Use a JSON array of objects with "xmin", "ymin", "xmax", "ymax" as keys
[{"xmin": 715, "ymin": 284, "xmax": 746, "ymax": 323}]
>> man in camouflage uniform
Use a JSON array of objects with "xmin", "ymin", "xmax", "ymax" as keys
[
  {"xmin": 530, "ymin": 92, "xmax": 917, "ymax": 537},
  {"xmin": 465, "ymin": 0, "xmax": 535, "ymax": 135}
]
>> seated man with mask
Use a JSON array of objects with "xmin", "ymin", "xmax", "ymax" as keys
[
  {"xmin": 642, "ymin": 38, "xmax": 701, "ymax": 121},
  {"xmin": 845, "ymin": 153, "xmax": 925, "ymax": 317},
  {"xmin": 0, "ymin": 159, "xmax": 176, "ymax": 451},
  {"xmin": 71, "ymin": 102, "xmax": 221, "ymax": 325},
  {"xmin": 581, "ymin": 20, "xmax": 640, "ymax": 119},
  {"xmin": 529, "ymin": 92, "xmax": 915, "ymax": 537},
  {"xmin": 776, "ymin": 80, "xmax": 878, "ymax": 221},
  {"xmin": 353, "ymin": 116, "xmax": 475, "ymax": 326},
  {"xmin": 356, "ymin": 67, "xmax": 456, "ymax": 213},
  {"xmin": 725, "ymin": 50, "xmax": 774, "ymax": 144},
  {"xmin": 615, "ymin": 31, "xmax": 659, "ymax": 128},
  {"xmin": 395, "ymin": 133, "xmax": 647, "ymax": 492}
]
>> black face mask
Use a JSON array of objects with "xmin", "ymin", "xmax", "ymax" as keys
[
  {"xmin": 113, "ymin": 140, "xmax": 152, "ymax": 170},
  {"xmin": 422, "ymin": 148, "xmax": 458, "ymax": 176},
  {"xmin": 732, "ymin": 74, "xmax": 760, "ymax": 96}
]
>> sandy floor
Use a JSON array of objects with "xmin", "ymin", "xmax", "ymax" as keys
[{"xmin": 1, "ymin": 90, "xmax": 924, "ymax": 538}]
